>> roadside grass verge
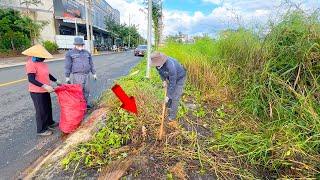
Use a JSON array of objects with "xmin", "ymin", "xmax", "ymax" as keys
[
  {"xmin": 60, "ymin": 60, "xmax": 257, "ymax": 179},
  {"xmin": 160, "ymin": 10, "xmax": 320, "ymax": 178},
  {"xmin": 60, "ymin": 9, "xmax": 319, "ymax": 179}
]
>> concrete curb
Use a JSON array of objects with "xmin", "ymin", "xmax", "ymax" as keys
[
  {"xmin": 20, "ymin": 108, "xmax": 108, "ymax": 179},
  {"xmin": 0, "ymin": 51, "xmax": 126, "ymax": 69}
]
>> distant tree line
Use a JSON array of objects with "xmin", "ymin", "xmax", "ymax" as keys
[
  {"xmin": 104, "ymin": 0, "xmax": 163, "ymax": 48},
  {"xmin": 105, "ymin": 14, "xmax": 146, "ymax": 47}
]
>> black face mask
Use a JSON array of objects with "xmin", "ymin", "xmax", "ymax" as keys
[
  {"xmin": 32, "ymin": 57, "xmax": 45, "ymax": 62},
  {"xmin": 37, "ymin": 58, "xmax": 45, "ymax": 62}
]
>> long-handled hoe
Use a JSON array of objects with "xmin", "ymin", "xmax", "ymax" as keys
[{"xmin": 158, "ymin": 87, "xmax": 167, "ymax": 140}]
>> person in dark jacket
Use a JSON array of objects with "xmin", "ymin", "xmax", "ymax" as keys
[
  {"xmin": 23, "ymin": 44, "xmax": 61, "ymax": 136},
  {"xmin": 65, "ymin": 37, "xmax": 97, "ymax": 108},
  {"xmin": 151, "ymin": 52, "xmax": 187, "ymax": 128}
]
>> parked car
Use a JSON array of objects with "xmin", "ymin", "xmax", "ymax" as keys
[
  {"xmin": 134, "ymin": 45, "xmax": 147, "ymax": 56},
  {"xmin": 96, "ymin": 44, "xmax": 108, "ymax": 51}
]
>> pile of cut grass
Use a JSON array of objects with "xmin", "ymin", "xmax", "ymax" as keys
[{"xmin": 60, "ymin": 60, "xmax": 260, "ymax": 179}]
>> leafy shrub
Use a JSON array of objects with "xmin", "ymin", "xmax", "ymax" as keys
[
  {"xmin": 0, "ymin": 32, "xmax": 31, "ymax": 51},
  {"xmin": 0, "ymin": 8, "xmax": 44, "ymax": 51},
  {"xmin": 43, "ymin": 40, "xmax": 59, "ymax": 53}
]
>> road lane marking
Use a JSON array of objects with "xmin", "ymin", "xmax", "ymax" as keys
[
  {"xmin": 0, "ymin": 53, "xmax": 138, "ymax": 87},
  {"xmin": 0, "ymin": 78, "xmax": 27, "ymax": 87}
]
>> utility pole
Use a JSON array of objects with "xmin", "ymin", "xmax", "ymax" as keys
[
  {"xmin": 75, "ymin": 18, "xmax": 78, "ymax": 36},
  {"xmin": 89, "ymin": 0, "xmax": 94, "ymax": 54},
  {"xmin": 84, "ymin": 0, "xmax": 91, "ymax": 52},
  {"xmin": 128, "ymin": 14, "xmax": 131, "ymax": 48},
  {"xmin": 146, "ymin": 0, "xmax": 152, "ymax": 78}
]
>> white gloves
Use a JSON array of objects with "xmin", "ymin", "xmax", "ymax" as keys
[
  {"xmin": 163, "ymin": 81, "xmax": 167, "ymax": 88},
  {"xmin": 65, "ymin": 77, "xmax": 71, "ymax": 84},
  {"xmin": 165, "ymin": 96, "xmax": 169, "ymax": 103},
  {"xmin": 65, "ymin": 75, "xmax": 96, "ymax": 83},
  {"xmin": 42, "ymin": 84, "xmax": 54, "ymax": 93},
  {"xmin": 55, "ymin": 80, "xmax": 62, "ymax": 86}
]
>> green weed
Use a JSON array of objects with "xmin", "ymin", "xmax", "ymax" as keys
[
  {"xmin": 160, "ymin": 9, "xmax": 320, "ymax": 178},
  {"xmin": 61, "ymin": 109, "xmax": 136, "ymax": 170},
  {"xmin": 193, "ymin": 106, "xmax": 206, "ymax": 118},
  {"xmin": 61, "ymin": 8, "xmax": 319, "ymax": 179}
]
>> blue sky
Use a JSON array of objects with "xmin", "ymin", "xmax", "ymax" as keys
[
  {"xmin": 163, "ymin": 0, "xmax": 220, "ymax": 15},
  {"xmin": 108, "ymin": 0, "xmax": 320, "ymax": 37}
]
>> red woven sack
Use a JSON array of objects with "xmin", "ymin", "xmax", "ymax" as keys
[{"xmin": 55, "ymin": 84, "xmax": 86, "ymax": 133}]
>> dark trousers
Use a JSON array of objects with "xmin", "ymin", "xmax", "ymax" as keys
[
  {"xmin": 168, "ymin": 76, "xmax": 186, "ymax": 120},
  {"xmin": 72, "ymin": 73, "xmax": 90, "ymax": 103},
  {"xmin": 30, "ymin": 92, "xmax": 54, "ymax": 133}
]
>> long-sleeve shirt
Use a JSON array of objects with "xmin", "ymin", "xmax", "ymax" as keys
[
  {"xmin": 27, "ymin": 73, "xmax": 57, "ymax": 87},
  {"xmin": 156, "ymin": 57, "xmax": 186, "ymax": 99},
  {"xmin": 65, "ymin": 48, "xmax": 96, "ymax": 77},
  {"xmin": 26, "ymin": 58, "xmax": 52, "ymax": 93}
]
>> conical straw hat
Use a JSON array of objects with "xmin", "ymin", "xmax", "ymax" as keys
[{"xmin": 22, "ymin": 44, "xmax": 54, "ymax": 59}]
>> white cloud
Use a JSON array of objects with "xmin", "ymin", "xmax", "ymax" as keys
[
  {"xmin": 202, "ymin": 0, "xmax": 222, "ymax": 4},
  {"xmin": 108, "ymin": 0, "xmax": 319, "ymax": 38},
  {"xmin": 107, "ymin": 0, "xmax": 148, "ymax": 38},
  {"xmin": 163, "ymin": 0, "xmax": 318, "ymax": 37}
]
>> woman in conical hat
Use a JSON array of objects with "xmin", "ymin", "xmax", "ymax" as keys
[{"xmin": 23, "ymin": 44, "xmax": 61, "ymax": 136}]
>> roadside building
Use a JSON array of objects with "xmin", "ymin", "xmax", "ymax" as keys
[{"xmin": 0, "ymin": 0, "xmax": 120, "ymax": 50}]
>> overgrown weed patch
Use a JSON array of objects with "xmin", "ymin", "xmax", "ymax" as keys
[{"xmin": 61, "ymin": 9, "xmax": 319, "ymax": 179}]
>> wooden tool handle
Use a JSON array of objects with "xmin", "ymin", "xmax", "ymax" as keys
[{"xmin": 158, "ymin": 87, "xmax": 167, "ymax": 140}]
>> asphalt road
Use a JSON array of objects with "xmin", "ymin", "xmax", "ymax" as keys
[{"xmin": 0, "ymin": 51, "xmax": 141, "ymax": 178}]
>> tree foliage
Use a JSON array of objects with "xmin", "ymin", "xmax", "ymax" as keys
[
  {"xmin": 165, "ymin": 31, "xmax": 184, "ymax": 43},
  {"xmin": 105, "ymin": 14, "xmax": 120, "ymax": 37},
  {"xmin": 43, "ymin": 40, "xmax": 58, "ymax": 54},
  {"xmin": 151, "ymin": 0, "xmax": 162, "ymax": 49},
  {"xmin": 0, "ymin": 8, "xmax": 46, "ymax": 51},
  {"xmin": 20, "ymin": 0, "xmax": 42, "ymax": 6},
  {"xmin": 143, "ymin": 0, "xmax": 163, "ymax": 49},
  {"xmin": 105, "ymin": 15, "xmax": 145, "ymax": 47}
]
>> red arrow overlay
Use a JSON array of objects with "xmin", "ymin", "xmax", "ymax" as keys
[{"xmin": 111, "ymin": 84, "xmax": 137, "ymax": 114}]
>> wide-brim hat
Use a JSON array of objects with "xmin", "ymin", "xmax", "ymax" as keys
[
  {"xmin": 74, "ymin": 37, "xmax": 85, "ymax": 45},
  {"xmin": 150, "ymin": 52, "xmax": 167, "ymax": 67},
  {"xmin": 22, "ymin": 44, "xmax": 53, "ymax": 59}
]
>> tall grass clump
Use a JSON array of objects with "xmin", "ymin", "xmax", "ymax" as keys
[
  {"xmin": 217, "ymin": 28, "xmax": 261, "ymax": 68},
  {"xmin": 161, "ymin": 37, "xmax": 234, "ymax": 105},
  {"xmin": 61, "ymin": 9, "xmax": 319, "ymax": 179},
  {"xmin": 239, "ymin": 10, "xmax": 320, "ymax": 176},
  {"xmin": 161, "ymin": 10, "xmax": 320, "ymax": 178}
]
